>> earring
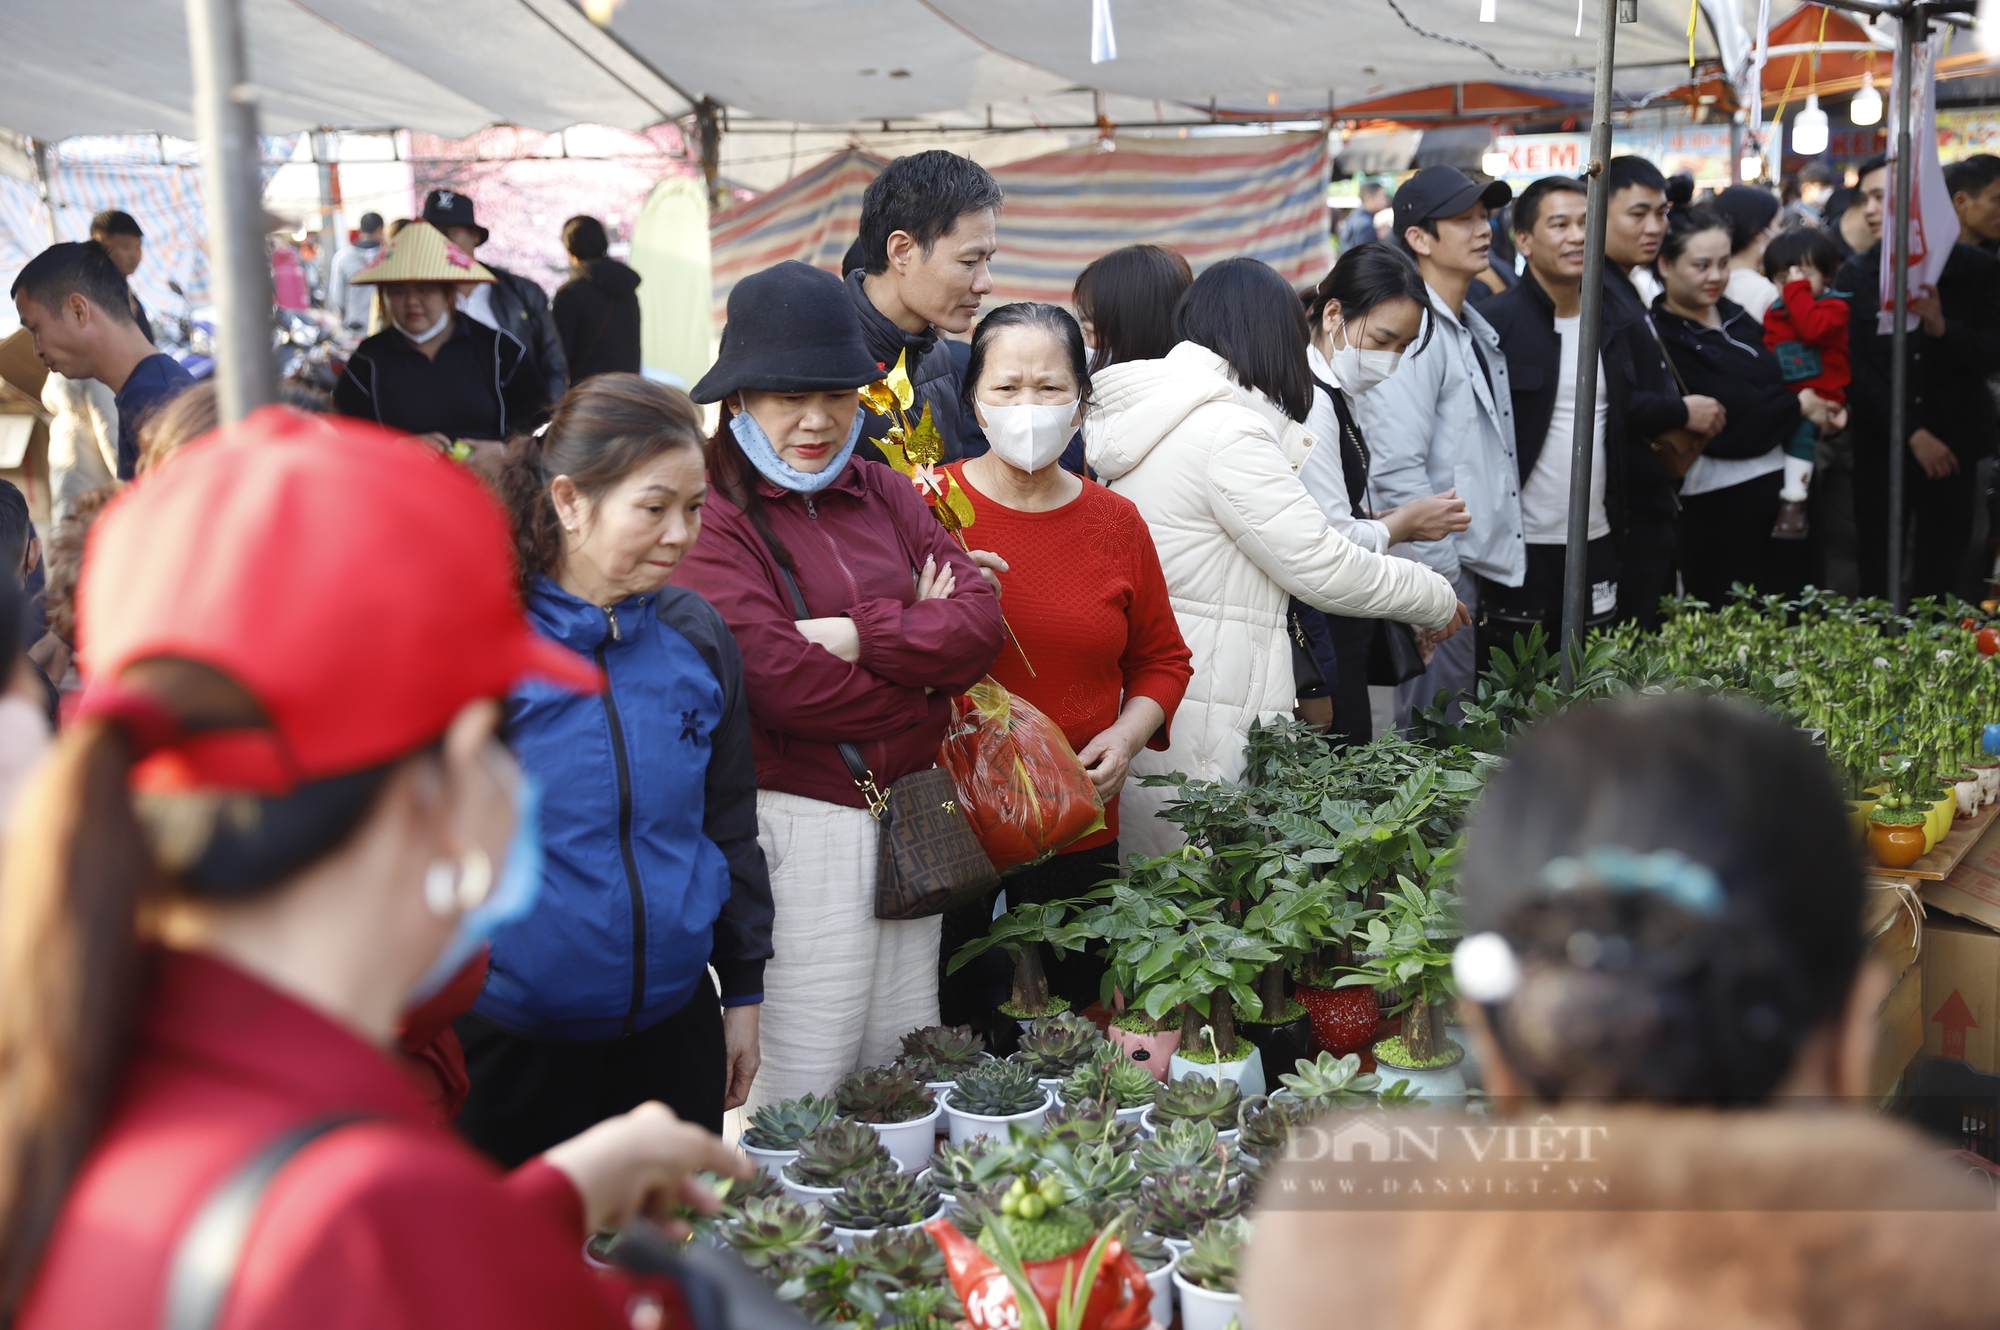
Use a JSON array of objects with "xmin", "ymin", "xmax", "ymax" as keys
[
  {"xmin": 423, "ymin": 859, "xmax": 459, "ymax": 917},
  {"xmin": 457, "ymin": 847, "xmax": 494, "ymax": 912}
]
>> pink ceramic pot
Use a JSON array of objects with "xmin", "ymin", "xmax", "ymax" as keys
[{"xmin": 1108, "ymin": 1024, "xmax": 1181, "ymax": 1082}]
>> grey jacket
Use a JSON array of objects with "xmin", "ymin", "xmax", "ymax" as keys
[
  {"xmin": 1350, "ymin": 284, "xmax": 1526, "ymax": 588},
  {"xmin": 326, "ymin": 240, "xmax": 381, "ymax": 331}
]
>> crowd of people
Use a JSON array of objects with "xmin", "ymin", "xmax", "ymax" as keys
[{"xmin": 0, "ymin": 141, "xmax": 1998, "ymax": 1323}]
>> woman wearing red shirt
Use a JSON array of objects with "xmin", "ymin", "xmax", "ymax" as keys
[
  {"xmin": 0, "ymin": 409, "xmax": 743, "ymax": 1328},
  {"xmin": 943, "ymin": 303, "xmax": 1193, "ymax": 1017}
]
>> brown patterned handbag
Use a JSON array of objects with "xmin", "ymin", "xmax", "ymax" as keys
[{"xmin": 764, "ymin": 547, "xmax": 999, "ymax": 920}]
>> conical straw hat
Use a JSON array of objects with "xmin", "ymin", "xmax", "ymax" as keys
[{"xmin": 350, "ymin": 220, "xmax": 495, "ymax": 285}]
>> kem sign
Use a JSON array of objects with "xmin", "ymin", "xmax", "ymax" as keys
[{"xmin": 1492, "ymin": 134, "xmax": 1592, "ymax": 181}]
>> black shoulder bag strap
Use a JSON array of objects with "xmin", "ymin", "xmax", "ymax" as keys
[
  {"xmin": 756, "ymin": 532, "xmax": 888, "ymax": 818},
  {"xmin": 162, "ymin": 1114, "xmax": 370, "ymax": 1330}
]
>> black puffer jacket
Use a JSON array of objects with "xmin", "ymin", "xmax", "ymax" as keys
[
  {"xmin": 844, "ymin": 268, "xmax": 970, "ymax": 464},
  {"xmin": 1651, "ymin": 296, "xmax": 1801, "ymax": 465},
  {"xmin": 1837, "ymin": 242, "xmax": 2000, "ymax": 464},
  {"xmin": 553, "ymin": 258, "xmax": 644, "ymax": 384},
  {"xmin": 485, "ymin": 264, "xmax": 569, "ymax": 414}
]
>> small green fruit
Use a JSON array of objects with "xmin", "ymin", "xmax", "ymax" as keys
[
  {"xmin": 1019, "ymin": 1193, "xmax": 1047, "ymax": 1220},
  {"xmin": 1001, "ymin": 1193, "xmax": 1020, "ymax": 1217},
  {"xmin": 1038, "ymin": 1178, "xmax": 1066, "ymax": 1207}
]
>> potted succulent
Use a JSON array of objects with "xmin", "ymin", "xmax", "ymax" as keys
[
  {"xmin": 849, "ymin": 1223, "xmax": 951, "ymax": 1291},
  {"xmin": 1013, "ymin": 1012, "xmax": 1109, "ymax": 1089},
  {"xmin": 1234, "ymin": 1094, "xmax": 1314, "ymax": 1167},
  {"xmin": 1107, "ymin": 1220, "xmax": 1177, "ymax": 1325},
  {"xmin": 1135, "ymin": 1118, "xmax": 1235, "ymax": 1177},
  {"xmin": 835, "ymin": 1066, "xmax": 941, "ymax": 1174},
  {"xmin": 897, "ymin": 1024, "xmax": 990, "ymax": 1089},
  {"xmin": 1137, "ymin": 1164, "xmax": 1251, "ymax": 1254},
  {"xmin": 1273, "ymin": 1050, "xmax": 1380, "ymax": 1108},
  {"xmin": 944, "ymin": 1059, "xmax": 1055, "ymax": 1145},
  {"xmin": 1043, "ymin": 1098, "xmax": 1145, "ymax": 1153},
  {"xmin": 781, "ymin": 1117, "xmax": 894, "ymax": 1205},
  {"xmin": 928, "ymin": 1136, "xmax": 1001, "ymax": 1212},
  {"xmin": 740, "ymin": 1092, "xmax": 838, "ymax": 1176},
  {"xmin": 926, "ymin": 1169, "xmax": 1152, "ymax": 1330},
  {"xmin": 823, "ymin": 1164, "xmax": 944, "ymax": 1247},
  {"xmin": 1060, "ymin": 1047, "xmax": 1158, "ymax": 1126},
  {"xmin": 1171, "ymin": 1217, "xmax": 1251, "ymax": 1330},
  {"xmin": 1046, "ymin": 1140, "xmax": 1144, "ymax": 1207},
  {"xmin": 721, "ymin": 1195, "xmax": 837, "ymax": 1280},
  {"xmin": 1141, "ymin": 1073, "xmax": 1244, "ymax": 1143}
]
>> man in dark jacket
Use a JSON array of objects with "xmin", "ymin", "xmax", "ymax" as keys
[
  {"xmin": 845, "ymin": 151, "xmax": 1002, "ymax": 465},
  {"xmin": 1837, "ymin": 155, "xmax": 2000, "ymax": 601},
  {"xmin": 424, "ymin": 188, "xmax": 568, "ymax": 413},
  {"xmin": 1480, "ymin": 176, "xmax": 1638, "ymax": 664},
  {"xmin": 551, "ymin": 215, "xmax": 642, "ymax": 383},
  {"xmin": 1602, "ymin": 156, "xmax": 1727, "ymax": 626}
]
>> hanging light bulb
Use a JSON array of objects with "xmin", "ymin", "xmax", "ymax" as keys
[
  {"xmin": 1482, "ymin": 150, "xmax": 1511, "ymax": 179},
  {"xmin": 1792, "ymin": 93, "xmax": 1830, "ymax": 156},
  {"xmin": 1851, "ymin": 72, "xmax": 1883, "ymax": 126},
  {"xmin": 1741, "ymin": 153, "xmax": 1765, "ymax": 182}
]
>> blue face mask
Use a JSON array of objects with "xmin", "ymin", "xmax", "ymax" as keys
[
  {"xmin": 407, "ymin": 773, "xmax": 544, "ymax": 1006},
  {"xmin": 729, "ymin": 406, "xmax": 864, "ymax": 494}
]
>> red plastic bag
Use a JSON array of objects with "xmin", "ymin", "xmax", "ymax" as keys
[{"xmin": 939, "ymin": 677, "xmax": 1105, "ymax": 873}]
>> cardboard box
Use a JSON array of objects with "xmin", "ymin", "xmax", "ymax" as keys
[
  {"xmin": 1924, "ymin": 816, "xmax": 2000, "ymax": 931},
  {"xmin": 1920, "ymin": 912, "xmax": 2000, "ymax": 1072},
  {"xmin": 1871, "ymin": 959, "xmax": 1924, "ymax": 1098}
]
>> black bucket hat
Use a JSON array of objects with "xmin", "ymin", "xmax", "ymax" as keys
[{"xmin": 691, "ymin": 261, "xmax": 883, "ymax": 404}]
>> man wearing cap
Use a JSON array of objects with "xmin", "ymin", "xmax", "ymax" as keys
[
  {"xmin": 326, "ymin": 211, "xmax": 385, "ymax": 333},
  {"xmin": 425, "ymin": 189, "xmax": 569, "ymax": 414},
  {"xmin": 1351, "ymin": 165, "xmax": 1525, "ymax": 725}
]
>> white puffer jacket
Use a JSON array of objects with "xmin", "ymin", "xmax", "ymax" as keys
[{"xmin": 1085, "ymin": 342, "xmax": 1458, "ymax": 855}]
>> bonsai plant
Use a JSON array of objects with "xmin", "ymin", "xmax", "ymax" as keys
[
  {"xmin": 949, "ymin": 899, "xmax": 1090, "ymax": 1023},
  {"xmin": 1172, "ymin": 1216, "xmax": 1251, "ymax": 1330},
  {"xmin": 945, "ymin": 1059, "xmax": 1053, "ymax": 1143},
  {"xmin": 782, "ymin": 1117, "xmax": 893, "ymax": 1193},
  {"xmin": 897, "ymin": 1024, "xmax": 989, "ymax": 1084},
  {"xmin": 741, "ymin": 1092, "xmax": 839, "ymax": 1172},
  {"xmin": 1147, "ymin": 1073, "xmax": 1243, "ymax": 1132},
  {"xmin": 1338, "ymin": 874, "xmax": 1462, "ymax": 1068},
  {"xmin": 1137, "ymin": 1164, "xmax": 1250, "ymax": 1242},
  {"xmin": 822, "ymin": 1164, "xmax": 944, "ymax": 1233},
  {"xmin": 834, "ymin": 1066, "xmax": 939, "ymax": 1173},
  {"xmin": 1014, "ymin": 1012, "xmax": 1108, "ymax": 1080},
  {"xmin": 722, "ymin": 1195, "xmax": 836, "ymax": 1278}
]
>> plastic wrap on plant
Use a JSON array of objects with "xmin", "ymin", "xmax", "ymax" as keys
[{"xmin": 940, "ymin": 677, "xmax": 1105, "ymax": 873}]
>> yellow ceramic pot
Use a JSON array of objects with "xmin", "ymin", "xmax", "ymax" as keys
[
  {"xmin": 1848, "ymin": 799, "xmax": 1878, "ymax": 846},
  {"xmin": 1927, "ymin": 794, "xmax": 1958, "ymax": 850}
]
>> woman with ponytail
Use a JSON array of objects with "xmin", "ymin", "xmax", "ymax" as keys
[
  {"xmin": 5, "ymin": 407, "xmax": 745, "ymax": 1327},
  {"xmin": 457, "ymin": 373, "xmax": 771, "ymax": 1164}
]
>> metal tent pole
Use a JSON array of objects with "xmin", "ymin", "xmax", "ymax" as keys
[
  {"xmin": 186, "ymin": 0, "xmax": 276, "ymax": 423},
  {"xmin": 1558, "ymin": 0, "xmax": 1624, "ymax": 689},
  {"xmin": 30, "ymin": 139, "xmax": 61, "ymax": 244},
  {"xmin": 313, "ymin": 127, "xmax": 341, "ymax": 298},
  {"xmin": 1885, "ymin": 7, "xmax": 1917, "ymax": 610}
]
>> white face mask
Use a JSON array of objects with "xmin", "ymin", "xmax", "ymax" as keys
[
  {"xmin": 980, "ymin": 399, "xmax": 1078, "ymax": 472},
  {"xmin": 1328, "ymin": 317, "xmax": 1403, "ymax": 396},
  {"xmin": 391, "ymin": 308, "xmax": 450, "ymax": 344}
]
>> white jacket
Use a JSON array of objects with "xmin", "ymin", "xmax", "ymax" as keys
[
  {"xmin": 1085, "ymin": 342, "xmax": 1458, "ymax": 855},
  {"xmin": 41, "ymin": 372, "xmax": 118, "ymax": 530}
]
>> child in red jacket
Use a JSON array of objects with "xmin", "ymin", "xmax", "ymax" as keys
[{"xmin": 1761, "ymin": 229, "xmax": 1850, "ymax": 540}]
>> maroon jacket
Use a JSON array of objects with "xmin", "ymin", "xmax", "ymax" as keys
[{"xmin": 672, "ymin": 457, "xmax": 1003, "ymax": 810}]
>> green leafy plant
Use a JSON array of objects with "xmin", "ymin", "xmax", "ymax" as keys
[
  {"xmin": 742, "ymin": 1093, "xmax": 839, "ymax": 1151},
  {"xmin": 1151, "ymin": 1073, "xmax": 1243, "ymax": 1128},
  {"xmin": 896, "ymin": 1025, "xmax": 988, "ymax": 1082},
  {"xmin": 776, "ymin": 1252, "xmax": 899, "ymax": 1326},
  {"xmin": 1013, "ymin": 1012, "xmax": 1107, "ymax": 1078},
  {"xmin": 1376, "ymin": 1078, "xmax": 1430, "ymax": 1108},
  {"xmin": 948, "ymin": 1059, "xmax": 1048, "ymax": 1117},
  {"xmin": 1176, "ymin": 1216, "xmax": 1251, "ymax": 1293},
  {"xmin": 1138, "ymin": 1164, "xmax": 1250, "ymax": 1240},
  {"xmin": 835, "ymin": 1067, "xmax": 936, "ymax": 1125},
  {"xmin": 786, "ymin": 1118, "xmax": 893, "ymax": 1189},
  {"xmin": 822, "ymin": 1166, "xmax": 942, "ymax": 1231},
  {"xmin": 949, "ymin": 899, "xmax": 1093, "ymax": 1019},
  {"xmin": 1277, "ymin": 1051, "xmax": 1380, "ymax": 1106},
  {"xmin": 1337, "ymin": 874, "xmax": 1460, "ymax": 1063}
]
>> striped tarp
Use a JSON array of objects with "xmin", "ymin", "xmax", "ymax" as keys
[{"xmin": 709, "ymin": 132, "xmax": 1332, "ymax": 327}]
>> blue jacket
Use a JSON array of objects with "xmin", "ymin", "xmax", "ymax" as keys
[{"xmin": 477, "ymin": 577, "xmax": 774, "ymax": 1040}]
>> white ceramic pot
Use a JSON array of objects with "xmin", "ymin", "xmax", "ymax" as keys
[
  {"xmin": 1372, "ymin": 1037, "xmax": 1468, "ymax": 1106},
  {"xmin": 1115, "ymin": 1102, "xmax": 1150, "ymax": 1130},
  {"xmin": 944, "ymin": 1087, "xmax": 1055, "ymax": 1145},
  {"xmin": 1141, "ymin": 1254, "xmax": 1178, "ymax": 1324},
  {"xmin": 742, "ymin": 1142, "xmax": 799, "ymax": 1178},
  {"xmin": 866, "ymin": 1102, "xmax": 943, "ymax": 1174},
  {"xmin": 1152, "ymin": 1232, "xmax": 1193, "ymax": 1260},
  {"xmin": 1168, "ymin": 1048, "xmax": 1266, "ymax": 1098},
  {"xmin": 1138, "ymin": 1103, "xmax": 1239, "ymax": 1146},
  {"xmin": 779, "ymin": 1164, "xmax": 845, "ymax": 1208},
  {"xmin": 830, "ymin": 1211, "xmax": 938, "ymax": 1252},
  {"xmin": 1036, "ymin": 1075, "xmax": 1068, "ymax": 1098},
  {"xmin": 1957, "ymin": 775, "xmax": 1984, "ymax": 817},
  {"xmin": 1174, "ymin": 1271, "xmax": 1248, "ymax": 1330},
  {"xmin": 1975, "ymin": 763, "xmax": 2000, "ymax": 806}
]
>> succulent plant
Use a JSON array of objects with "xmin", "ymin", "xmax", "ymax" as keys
[
  {"xmin": 927, "ymin": 1136, "xmax": 997, "ymax": 1200},
  {"xmin": 742, "ymin": 1092, "xmax": 839, "ymax": 1151},
  {"xmin": 897, "ymin": 1024, "xmax": 988, "ymax": 1080},
  {"xmin": 1176, "ymin": 1216, "xmax": 1251, "ymax": 1293},
  {"xmin": 722, "ymin": 1195, "xmax": 835, "ymax": 1276},
  {"xmin": 1235, "ymin": 1096, "xmax": 1314, "ymax": 1162},
  {"xmin": 1278, "ymin": 1051, "xmax": 1380, "ymax": 1106},
  {"xmin": 1138, "ymin": 1165, "xmax": 1250, "ymax": 1240},
  {"xmin": 785, "ymin": 1117, "xmax": 893, "ymax": 1188},
  {"xmin": 1151, "ymin": 1072, "xmax": 1243, "ymax": 1128},
  {"xmin": 1135, "ymin": 1117, "xmax": 1235, "ymax": 1175},
  {"xmin": 1046, "ymin": 1140, "xmax": 1143, "ymax": 1205},
  {"xmin": 1043, "ymin": 1098, "xmax": 1144, "ymax": 1153},
  {"xmin": 716, "ymin": 1166, "xmax": 788, "ymax": 1216},
  {"xmin": 848, "ymin": 1224, "xmax": 948, "ymax": 1287},
  {"xmin": 775, "ymin": 1252, "xmax": 899, "ymax": 1326},
  {"xmin": 944, "ymin": 1180, "xmax": 1011, "ymax": 1239},
  {"xmin": 1011, "ymin": 1012, "xmax": 1108, "ymax": 1078},
  {"xmin": 947, "ymin": 1059, "xmax": 1047, "ymax": 1117},
  {"xmin": 1060, "ymin": 1047, "xmax": 1159, "ymax": 1111},
  {"xmin": 834, "ymin": 1066, "xmax": 936, "ymax": 1124},
  {"xmin": 1376, "ymin": 1077, "xmax": 1430, "ymax": 1108},
  {"xmin": 822, "ymin": 1165, "xmax": 942, "ymax": 1231},
  {"xmin": 1120, "ymin": 1225, "xmax": 1174, "ymax": 1274}
]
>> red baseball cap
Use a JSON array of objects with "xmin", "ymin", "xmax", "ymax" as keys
[{"xmin": 76, "ymin": 407, "xmax": 601, "ymax": 793}]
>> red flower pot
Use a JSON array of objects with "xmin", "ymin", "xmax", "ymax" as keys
[
  {"xmin": 1297, "ymin": 984, "xmax": 1380, "ymax": 1057},
  {"xmin": 928, "ymin": 1218, "xmax": 1152, "ymax": 1330}
]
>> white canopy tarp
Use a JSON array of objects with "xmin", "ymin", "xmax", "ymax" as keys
[{"xmin": 0, "ymin": 0, "xmax": 691, "ymax": 141}]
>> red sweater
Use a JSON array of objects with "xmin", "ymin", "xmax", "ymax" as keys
[
  {"xmin": 1762, "ymin": 278, "xmax": 1850, "ymax": 406},
  {"xmin": 24, "ymin": 952, "xmax": 637, "ymax": 1330},
  {"xmin": 947, "ymin": 463, "xmax": 1192, "ymax": 851}
]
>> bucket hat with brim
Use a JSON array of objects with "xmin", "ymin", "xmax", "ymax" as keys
[{"xmin": 350, "ymin": 220, "xmax": 494, "ymax": 286}]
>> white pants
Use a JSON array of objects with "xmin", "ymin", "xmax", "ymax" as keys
[{"xmin": 748, "ymin": 789, "xmax": 941, "ymax": 1108}]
